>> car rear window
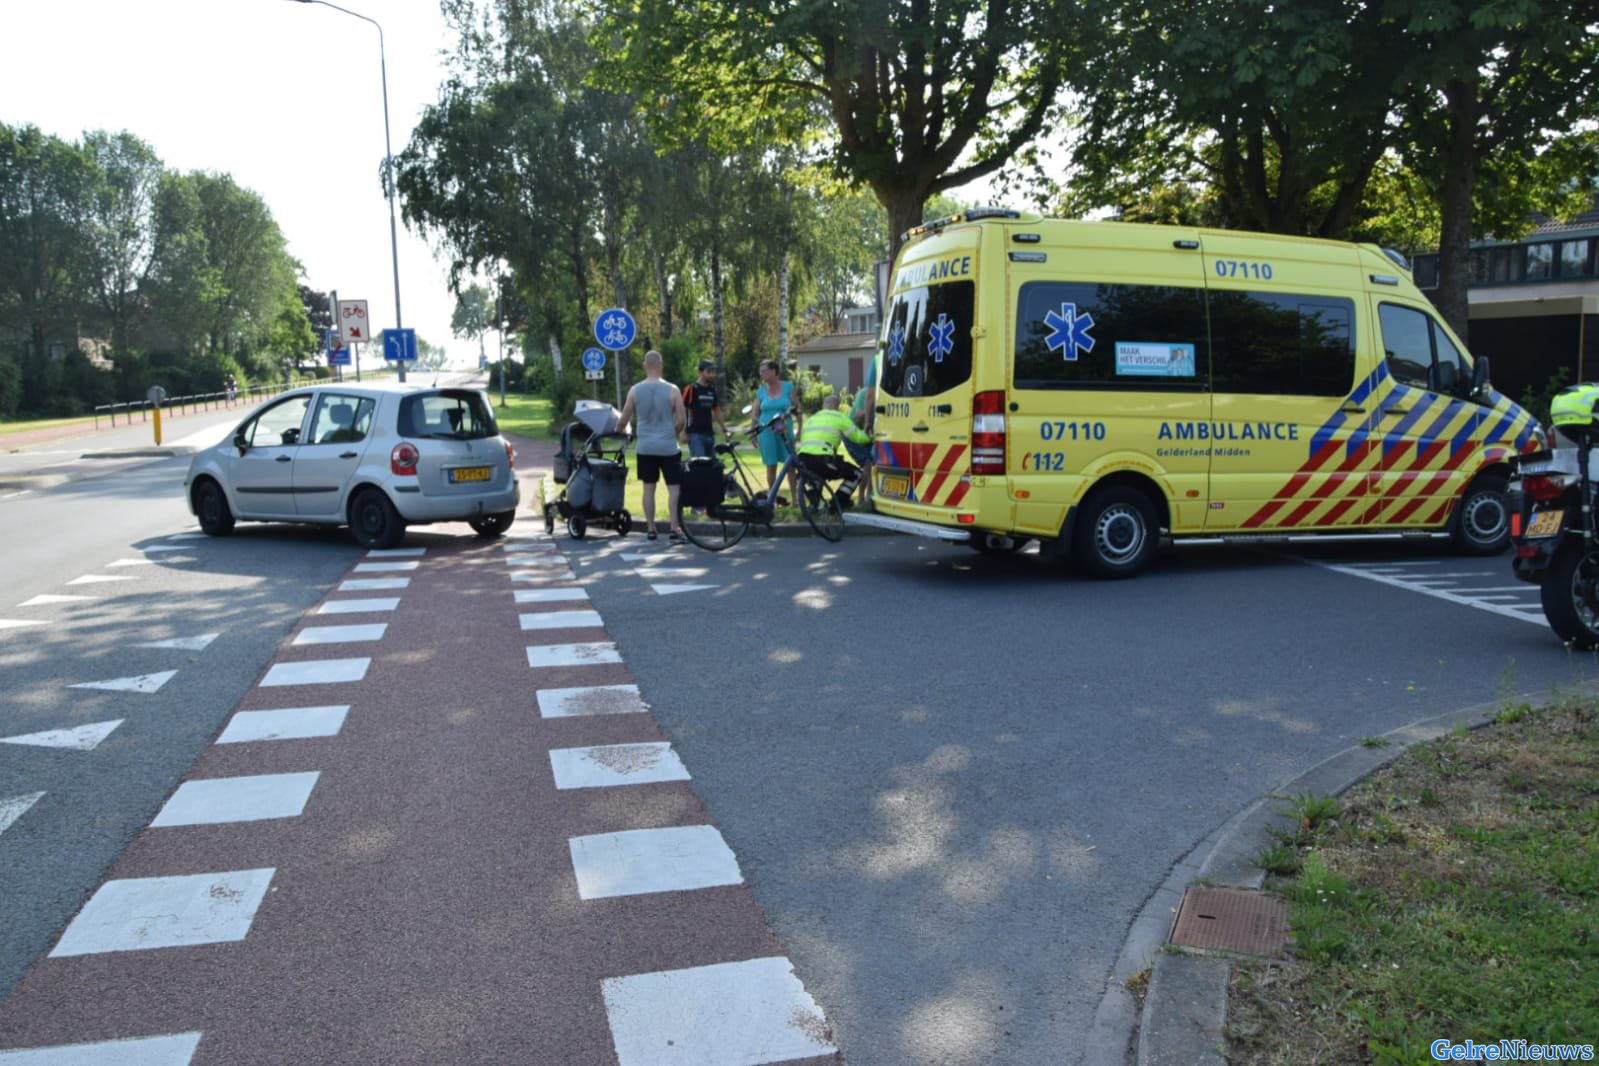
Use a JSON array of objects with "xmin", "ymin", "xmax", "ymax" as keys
[{"xmin": 398, "ymin": 390, "xmax": 499, "ymax": 440}]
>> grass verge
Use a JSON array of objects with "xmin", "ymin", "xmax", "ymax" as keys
[{"xmin": 1227, "ymin": 700, "xmax": 1599, "ymax": 1065}]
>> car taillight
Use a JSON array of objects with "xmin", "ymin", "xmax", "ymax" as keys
[
  {"xmin": 1523, "ymin": 473, "xmax": 1573, "ymax": 501},
  {"xmin": 391, "ymin": 442, "xmax": 420, "ymax": 476},
  {"xmin": 972, "ymin": 390, "xmax": 1006, "ymax": 475},
  {"xmin": 505, "ymin": 439, "xmax": 516, "ymax": 467}
]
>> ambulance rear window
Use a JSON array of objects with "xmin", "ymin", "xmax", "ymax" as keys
[{"xmin": 879, "ymin": 281, "xmax": 975, "ymax": 398}]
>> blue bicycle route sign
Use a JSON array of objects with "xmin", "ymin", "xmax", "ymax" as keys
[
  {"xmin": 594, "ymin": 308, "xmax": 637, "ymax": 351},
  {"xmin": 581, "ymin": 347, "xmax": 607, "ymax": 372}
]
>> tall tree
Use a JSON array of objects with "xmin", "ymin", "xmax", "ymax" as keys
[
  {"xmin": 451, "ymin": 282, "xmax": 493, "ymax": 365},
  {"xmin": 81, "ymin": 130, "xmax": 162, "ymax": 361},
  {"xmin": 1392, "ymin": 0, "xmax": 1599, "ymax": 338},
  {"xmin": 594, "ymin": 0, "xmax": 1068, "ymax": 258}
]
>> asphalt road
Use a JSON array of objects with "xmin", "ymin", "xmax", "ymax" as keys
[{"xmin": 2, "ymin": 409, "xmax": 1593, "ymax": 1064}]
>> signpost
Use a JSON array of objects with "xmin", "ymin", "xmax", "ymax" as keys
[
  {"xmin": 593, "ymin": 308, "xmax": 636, "ymax": 407},
  {"xmin": 581, "ymin": 347, "xmax": 607, "ymax": 383},
  {"xmin": 147, "ymin": 385, "xmax": 168, "ymax": 445},
  {"xmin": 326, "ymin": 329, "xmax": 351, "ymax": 370},
  {"xmin": 337, "ymin": 299, "xmax": 370, "ymax": 344}
]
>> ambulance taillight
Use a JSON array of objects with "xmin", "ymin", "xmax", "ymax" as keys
[{"xmin": 972, "ymin": 391, "xmax": 1007, "ymax": 475}]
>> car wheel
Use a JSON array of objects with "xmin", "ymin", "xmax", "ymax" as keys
[
  {"xmin": 194, "ymin": 479, "xmax": 235, "ymax": 536},
  {"xmin": 469, "ymin": 511, "xmax": 515, "ymax": 538},
  {"xmin": 567, "ymin": 512, "xmax": 587, "ymax": 539},
  {"xmin": 1450, "ymin": 474, "xmax": 1510, "ymax": 555},
  {"xmin": 1072, "ymin": 485, "xmax": 1158, "ymax": 579},
  {"xmin": 348, "ymin": 488, "xmax": 406, "ymax": 549}
]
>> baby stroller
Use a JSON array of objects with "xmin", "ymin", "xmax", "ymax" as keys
[{"xmin": 544, "ymin": 400, "xmax": 633, "ymax": 539}]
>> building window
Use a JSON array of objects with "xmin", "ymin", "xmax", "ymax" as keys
[
  {"xmin": 1413, "ymin": 255, "xmax": 1438, "ymax": 289},
  {"xmin": 1560, "ymin": 239, "xmax": 1593, "ymax": 278},
  {"xmin": 1488, "ymin": 247, "xmax": 1524, "ymax": 284},
  {"xmin": 1525, "ymin": 243, "xmax": 1555, "ymax": 280}
]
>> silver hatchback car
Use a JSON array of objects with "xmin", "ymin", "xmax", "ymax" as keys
[{"xmin": 185, "ymin": 383, "xmax": 520, "ymax": 548}]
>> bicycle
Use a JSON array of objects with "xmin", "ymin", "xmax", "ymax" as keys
[{"xmin": 680, "ymin": 413, "xmax": 860, "ymax": 550}]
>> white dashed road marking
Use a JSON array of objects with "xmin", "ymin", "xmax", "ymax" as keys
[
  {"xmin": 520, "ymin": 610, "xmax": 603, "ymax": 631},
  {"xmin": 50, "ymin": 869, "xmax": 275, "ymax": 957},
  {"xmin": 549, "ymin": 743, "xmax": 691, "ymax": 790},
  {"xmin": 70, "ymin": 671, "xmax": 177, "ymax": 694},
  {"xmin": 515, "ymin": 587, "xmax": 588, "ymax": 603},
  {"xmin": 526, "ymin": 642, "xmax": 622, "ymax": 668},
  {"xmin": 512, "ymin": 568, "xmax": 578, "ymax": 582},
  {"xmin": 339, "ymin": 577, "xmax": 410, "ymax": 592},
  {"xmin": 292, "ymin": 623, "xmax": 388, "ymax": 646},
  {"xmin": 151, "ymin": 773, "xmax": 320, "ymax": 827},
  {"xmin": 66, "ymin": 574, "xmax": 135, "ymax": 586},
  {"xmin": 601, "ymin": 957, "xmax": 838, "ymax": 1066},
  {"xmin": 536, "ymin": 684, "xmax": 648, "ymax": 718},
  {"xmin": 216, "ymin": 705, "xmax": 349, "ymax": 744},
  {"xmin": 0, "ymin": 1031, "xmax": 203, "ymax": 1065},
  {"xmin": 317, "ymin": 598, "xmax": 400, "ymax": 614},
  {"xmin": 0, "ymin": 721, "xmax": 123, "ymax": 752},
  {"xmin": 17, "ymin": 595, "xmax": 91, "ymax": 606},
  {"xmin": 351, "ymin": 561, "xmax": 418, "ymax": 573},
  {"xmin": 132, "ymin": 634, "xmax": 219, "ymax": 651},
  {"xmin": 365, "ymin": 548, "xmax": 426, "ymax": 557},
  {"xmin": 260, "ymin": 658, "xmax": 370, "ymax": 687},
  {"xmin": 1308, "ymin": 559, "xmax": 1546, "ymax": 625},
  {"xmin": 568, "ymin": 825, "xmax": 742, "ymax": 899}
]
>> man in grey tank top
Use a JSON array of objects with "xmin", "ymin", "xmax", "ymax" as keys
[{"xmin": 618, "ymin": 349, "xmax": 688, "ymax": 542}]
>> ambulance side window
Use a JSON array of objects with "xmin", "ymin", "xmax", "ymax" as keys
[
  {"xmin": 1208, "ymin": 292, "xmax": 1354, "ymax": 397},
  {"xmin": 1379, "ymin": 304, "xmax": 1470, "ymax": 397},
  {"xmin": 1013, "ymin": 282, "xmax": 1207, "ymax": 389}
]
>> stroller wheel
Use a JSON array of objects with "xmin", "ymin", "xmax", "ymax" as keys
[
  {"xmin": 567, "ymin": 512, "xmax": 587, "ymax": 539},
  {"xmin": 544, "ymin": 503, "xmax": 555, "ymax": 535},
  {"xmin": 616, "ymin": 510, "xmax": 632, "ymax": 537}
]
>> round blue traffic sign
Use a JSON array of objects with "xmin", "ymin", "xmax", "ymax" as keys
[
  {"xmin": 581, "ymin": 347, "xmax": 607, "ymax": 372},
  {"xmin": 594, "ymin": 308, "xmax": 637, "ymax": 351}
]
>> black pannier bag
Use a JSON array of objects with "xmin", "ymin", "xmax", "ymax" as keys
[
  {"xmin": 588, "ymin": 458, "xmax": 627, "ymax": 512},
  {"xmin": 681, "ymin": 457, "xmax": 725, "ymax": 508}
]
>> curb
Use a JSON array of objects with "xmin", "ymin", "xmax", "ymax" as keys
[{"xmin": 1083, "ymin": 679, "xmax": 1599, "ymax": 1066}]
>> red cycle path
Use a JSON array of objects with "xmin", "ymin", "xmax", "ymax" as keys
[{"xmin": 0, "ymin": 529, "xmax": 837, "ymax": 1065}]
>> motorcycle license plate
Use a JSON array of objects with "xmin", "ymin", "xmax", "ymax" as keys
[
  {"xmin": 448, "ymin": 466, "xmax": 491, "ymax": 483},
  {"xmin": 1527, "ymin": 509, "xmax": 1564, "ymax": 538}
]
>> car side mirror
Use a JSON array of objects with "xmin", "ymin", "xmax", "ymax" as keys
[
  {"xmin": 233, "ymin": 431, "xmax": 248, "ymax": 454},
  {"xmin": 1470, "ymin": 356, "xmax": 1491, "ymax": 401}
]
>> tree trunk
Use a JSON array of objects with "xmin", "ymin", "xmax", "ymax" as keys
[
  {"xmin": 881, "ymin": 185, "xmax": 928, "ymax": 266},
  {"xmin": 652, "ymin": 249, "xmax": 674, "ymax": 340},
  {"xmin": 778, "ymin": 248, "xmax": 791, "ymax": 370},
  {"xmin": 711, "ymin": 238, "xmax": 726, "ymax": 366},
  {"xmin": 567, "ymin": 219, "xmax": 591, "ymax": 331},
  {"xmin": 1435, "ymin": 80, "xmax": 1480, "ymax": 343}
]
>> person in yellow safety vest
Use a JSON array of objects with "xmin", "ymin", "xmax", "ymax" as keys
[
  {"xmin": 797, "ymin": 394, "xmax": 872, "ymax": 503},
  {"xmin": 1551, "ymin": 382, "xmax": 1599, "ymax": 442}
]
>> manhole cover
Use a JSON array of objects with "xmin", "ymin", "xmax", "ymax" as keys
[{"xmin": 1170, "ymin": 886, "xmax": 1288, "ymax": 956}]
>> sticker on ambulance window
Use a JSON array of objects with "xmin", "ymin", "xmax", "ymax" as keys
[
  {"xmin": 1116, "ymin": 342, "xmax": 1197, "ymax": 378},
  {"xmin": 1044, "ymin": 302, "xmax": 1097, "ymax": 361}
]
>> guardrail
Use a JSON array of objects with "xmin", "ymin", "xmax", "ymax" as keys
[{"xmin": 92, "ymin": 382, "xmax": 303, "ymax": 431}]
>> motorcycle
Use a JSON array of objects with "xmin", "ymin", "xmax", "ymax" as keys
[{"xmin": 1509, "ymin": 419, "xmax": 1599, "ymax": 647}]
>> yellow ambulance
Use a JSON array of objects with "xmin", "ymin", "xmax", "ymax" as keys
[{"xmin": 853, "ymin": 209, "xmax": 1543, "ymax": 577}]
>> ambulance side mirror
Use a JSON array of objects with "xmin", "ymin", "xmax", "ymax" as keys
[{"xmin": 1470, "ymin": 356, "xmax": 1491, "ymax": 401}]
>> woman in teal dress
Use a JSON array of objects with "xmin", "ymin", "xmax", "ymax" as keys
[{"xmin": 748, "ymin": 358, "xmax": 803, "ymax": 504}]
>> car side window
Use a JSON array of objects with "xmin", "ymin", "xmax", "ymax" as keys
[
  {"xmin": 1379, "ymin": 303, "xmax": 1472, "ymax": 397},
  {"xmin": 243, "ymin": 395, "xmax": 311, "ymax": 447},
  {"xmin": 308, "ymin": 395, "xmax": 375, "ymax": 444}
]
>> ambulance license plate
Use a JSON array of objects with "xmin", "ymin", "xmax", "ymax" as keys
[
  {"xmin": 448, "ymin": 466, "xmax": 491, "ymax": 483},
  {"xmin": 879, "ymin": 474, "xmax": 909, "ymax": 499},
  {"xmin": 1527, "ymin": 509, "xmax": 1564, "ymax": 537}
]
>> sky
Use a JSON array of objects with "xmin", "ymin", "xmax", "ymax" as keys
[{"xmin": 2, "ymin": 0, "xmax": 483, "ymax": 371}]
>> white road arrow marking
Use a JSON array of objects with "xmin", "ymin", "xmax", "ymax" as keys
[
  {"xmin": 70, "ymin": 671, "xmax": 178, "ymax": 694},
  {"xmin": 0, "ymin": 720, "xmax": 123, "ymax": 751}
]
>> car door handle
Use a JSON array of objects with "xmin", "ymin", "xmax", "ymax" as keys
[
  {"xmin": 1340, "ymin": 402, "xmax": 1365, "ymax": 414},
  {"xmin": 1383, "ymin": 407, "xmax": 1411, "ymax": 416},
  {"xmin": 911, "ymin": 423, "xmax": 931, "ymax": 433},
  {"xmin": 275, "ymin": 455, "xmax": 292, "ymax": 463},
  {"xmin": 340, "ymin": 451, "xmax": 358, "ymax": 459}
]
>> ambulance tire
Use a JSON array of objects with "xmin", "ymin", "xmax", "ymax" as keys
[
  {"xmin": 1450, "ymin": 475, "xmax": 1510, "ymax": 555},
  {"xmin": 1073, "ymin": 486, "xmax": 1158, "ymax": 579}
]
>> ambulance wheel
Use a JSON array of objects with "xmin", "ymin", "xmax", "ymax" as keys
[
  {"xmin": 1073, "ymin": 486, "xmax": 1157, "ymax": 579},
  {"xmin": 567, "ymin": 512, "xmax": 587, "ymax": 539},
  {"xmin": 1450, "ymin": 475, "xmax": 1510, "ymax": 555},
  {"xmin": 1540, "ymin": 541, "xmax": 1599, "ymax": 650}
]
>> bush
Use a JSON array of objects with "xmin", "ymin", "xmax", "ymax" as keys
[
  {"xmin": 1519, "ymin": 366, "xmax": 1571, "ymax": 431},
  {"xmin": 0, "ymin": 357, "xmax": 22, "ymax": 419},
  {"xmin": 659, "ymin": 333, "xmax": 707, "ymax": 385}
]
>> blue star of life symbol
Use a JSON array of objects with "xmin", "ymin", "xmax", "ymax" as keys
[
  {"xmin": 887, "ymin": 324, "xmax": 907, "ymax": 366},
  {"xmin": 1044, "ymin": 302, "xmax": 1096, "ymax": 361},
  {"xmin": 928, "ymin": 314, "xmax": 956, "ymax": 362}
]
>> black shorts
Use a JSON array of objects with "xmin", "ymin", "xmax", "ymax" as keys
[{"xmin": 637, "ymin": 452, "xmax": 683, "ymax": 485}]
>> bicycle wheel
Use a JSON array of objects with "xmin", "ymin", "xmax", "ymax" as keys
[
  {"xmin": 799, "ymin": 471, "xmax": 847, "ymax": 542},
  {"xmin": 681, "ymin": 476, "xmax": 753, "ymax": 551}
]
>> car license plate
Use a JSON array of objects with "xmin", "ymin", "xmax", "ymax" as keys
[
  {"xmin": 448, "ymin": 466, "xmax": 491, "ymax": 484},
  {"xmin": 1527, "ymin": 509, "xmax": 1564, "ymax": 537},
  {"xmin": 879, "ymin": 474, "xmax": 909, "ymax": 499}
]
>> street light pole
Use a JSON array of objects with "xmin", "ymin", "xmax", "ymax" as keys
[{"xmin": 286, "ymin": 0, "xmax": 405, "ymax": 383}]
